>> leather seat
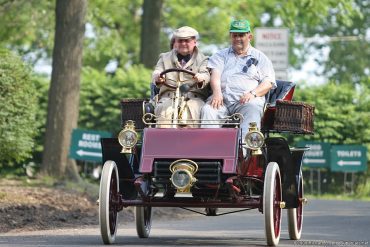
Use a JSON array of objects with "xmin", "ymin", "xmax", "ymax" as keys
[
  {"xmin": 265, "ymin": 80, "xmax": 296, "ymax": 106},
  {"xmin": 261, "ymin": 80, "xmax": 296, "ymax": 131}
]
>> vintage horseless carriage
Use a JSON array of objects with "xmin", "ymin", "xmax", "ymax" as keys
[{"xmin": 98, "ymin": 68, "xmax": 314, "ymax": 246}]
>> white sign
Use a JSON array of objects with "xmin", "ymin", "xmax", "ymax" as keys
[
  {"xmin": 255, "ymin": 28, "xmax": 289, "ymax": 71},
  {"xmin": 275, "ymin": 70, "xmax": 288, "ymax": 80}
]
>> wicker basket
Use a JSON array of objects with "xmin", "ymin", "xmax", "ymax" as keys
[
  {"xmin": 120, "ymin": 99, "xmax": 147, "ymax": 129},
  {"xmin": 273, "ymin": 100, "xmax": 314, "ymax": 134}
]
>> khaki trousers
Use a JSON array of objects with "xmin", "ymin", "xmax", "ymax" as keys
[{"xmin": 154, "ymin": 92, "xmax": 205, "ymax": 128}]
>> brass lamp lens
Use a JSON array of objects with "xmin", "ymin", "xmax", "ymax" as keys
[
  {"xmin": 118, "ymin": 130, "xmax": 137, "ymax": 148},
  {"xmin": 171, "ymin": 170, "xmax": 191, "ymax": 189},
  {"xmin": 245, "ymin": 131, "xmax": 264, "ymax": 149}
]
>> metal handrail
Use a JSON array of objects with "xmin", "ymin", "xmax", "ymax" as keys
[{"xmin": 142, "ymin": 113, "xmax": 244, "ymax": 127}]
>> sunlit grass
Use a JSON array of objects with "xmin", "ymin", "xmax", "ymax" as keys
[
  {"xmin": 306, "ymin": 193, "xmax": 370, "ymax": 201},
  {"xmin": 0, "ymin": 191, "xmax": 6, "ymax": 200},
  {"xmin": 354, "ymin": 180, "xmax": 370, "ymax": 199},
  {"xmin": 65, "ymin": 179, "xmax": 99, "ymax": 199},
  {"xmin": 0, "ymin": 175, "xmax": 99, "ymax": 199}
]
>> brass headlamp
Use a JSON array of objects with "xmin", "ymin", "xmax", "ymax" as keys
[
  {"xmin": 169, "ymin": 159, "xmax": 198, "ymax": 193},
  {"xmin": 244, "ymin": 122, "xmax": 264, "ymax": 155},
  {"xmin": 118, "ymin": 120, "xmax": 138, "ymax": 153}
]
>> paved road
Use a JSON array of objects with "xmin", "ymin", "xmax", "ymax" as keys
[{"xmin": 0, "ymin": 200, "xmax": 369, "ymax": 247}]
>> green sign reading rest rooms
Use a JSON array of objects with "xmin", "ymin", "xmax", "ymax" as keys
[{"xmin": 69, "ymin": 128, "xmax": 112, "ymax": 162}]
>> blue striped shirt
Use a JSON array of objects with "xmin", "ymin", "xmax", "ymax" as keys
[{"xmin": 208, "ymin": 46, "xmax": 276, "ymax": 104}]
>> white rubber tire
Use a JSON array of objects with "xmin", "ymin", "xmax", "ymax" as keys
[
  {"xmin": 264, "ymin": 162, "xmax": 282, "ymax": 246},
  {"xmin": 99, "ymin": 160, "xmax": 119, "ymax": 244},
  {"xmin": 135, "ymin": 206, "xmax": 152, "ymax": 238},
  {"xmin": 287, "ymin": 173, "xmax": 304, "ymax": 240}
]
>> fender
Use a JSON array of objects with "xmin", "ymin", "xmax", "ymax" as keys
[{"xmin": 265, "ymin": 137, "xmax": 304, "ymax": 208}]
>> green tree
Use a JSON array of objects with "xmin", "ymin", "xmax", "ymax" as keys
[
  {"xmin": 84, "ymin": 0, "xmax": 143, "ymax": 70},
  {"xmin": 79, "ymin": 65, "xmax": 151, "ymax": 134},
  {"xmin": 1, "ymin": 0, "xmax": 367, "ymax": 174},
  {"xmin": 298, "ymin": 0, "xmax": 369, "ymax": 85},
  {"xmin": 0, "ymin": 49, "xmax": 37, "ymax": 166},
  {"xmin": 293, "ymin": 82, "xmax": 370, "ymax": 195},
  {"xmin": 294, "ymin": 83, "xmax": 370, "ymax": 158},
  {"xmin": 1, "ymin": 0, "xmax": 361, "ymax": 70},
  {"xmin": 0, "ymin": 0, "xmax": 55, "ymax": 65},
  {"xmin": 31, "ymin": 75, "xmax": 50, "ymax": 163}
]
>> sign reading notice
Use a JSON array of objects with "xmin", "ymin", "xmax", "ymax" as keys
[
  {"xmin": 255, "ymin": 28, "xmax": 289, "ymax": 80},
  {"xmin": 298, "ymin": 141, "xmax": 331, "ymax": 168},
  {"xmin": 330, "ymin": 145, "xmax": 367, "ymax": 172},
  {"xmin": 69, "ymin": 128, "xmax": 112, "ymax": 162}
]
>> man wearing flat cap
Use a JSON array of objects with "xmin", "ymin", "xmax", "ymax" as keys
[
  {"xmin": 152, "ymin": 26, "xmax": 210, "ymax": 127},
  {"xmin": 201, "ymin": 19, "xmax": 276, "ymax": 140}
]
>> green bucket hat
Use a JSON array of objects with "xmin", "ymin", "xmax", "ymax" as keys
[{"xmin": 229, "ymin": 20, "xmax": 251, "ymax": 33}]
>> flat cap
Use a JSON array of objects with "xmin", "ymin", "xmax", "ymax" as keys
[{"xmin": 173, "ymin": 26, "xmax": 199, "ymax": 39}]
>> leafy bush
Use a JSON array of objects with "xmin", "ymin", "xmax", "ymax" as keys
[
  {"xmin": 79, "ymin": 64, "xmax": 151, "ymax": 134},
  {"xmin": 0, "ymin": 49, "xmax": 38, "ymax": 166},
  {"xmin": 294, "ymin": 82, "xmax": 370, "ymax": 196},
  {"xmin": 30, "ymin": 75, "xmax": 49, "ymax": 163},
  {"xmin": 23, "ymin": 64, "xmax": 151, "ymax": 166},
  {"xmin": 293, "ymin": 82, "xmax": 370, "ymax": 158}
]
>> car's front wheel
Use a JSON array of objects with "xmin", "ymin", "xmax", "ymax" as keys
[
  {"xmin": 99, "ymin": 160, "xmax": 119, "ymax": 244},
  {"xmin": 263, "ymin": 162, "xmax": 282, "ymax": 246}
]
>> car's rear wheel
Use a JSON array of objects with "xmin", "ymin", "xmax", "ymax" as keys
[
  {"xmin": 99, "ymin": 161, "xmax": 119, "ymax": 244},
  {"xmin": 263, "ymin": 162, "xmax": 282, "ymax": 246},
  {"xmin": 288, "ymin": 172, "xmax": 304, "ymax": 240},
  {"xmin": 135, "ymin": 179, "xmax": 152, "ymax": 238},
  {"xmin": 205, "ymin": 208, "xmax": 217, "ymax": 216},
  {"xmin": 135, "ymin": 206, "xmax": 152, "ymax": 238}
]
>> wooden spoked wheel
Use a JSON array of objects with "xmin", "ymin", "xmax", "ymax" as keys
[
  {"xmin": 135, "ymin": 205, "xmax": 152, "ymax": 238},
  {"xmin": 288, "ymin": 172, "xmax": 304, "ymax": 240},
  {"xmin": 99, "ymin": 161, "xmax": 119, "ymax": 244},
  {"xmin": 263, "ymin": 162, "xmax": 282, "ymax": 246}
]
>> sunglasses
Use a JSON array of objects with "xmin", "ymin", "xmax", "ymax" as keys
[{"xmin": 242, "ymin": 57, "xmax": 258, "ymax": 73}]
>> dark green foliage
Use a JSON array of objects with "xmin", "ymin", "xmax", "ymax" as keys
[
  {"xmin": 0, "ymin": 0, "xmax": 368, "ymax": 186},
  {"xmin": 31, "ymin": 75, "xmax": 49, "ymax": 163},
  {"xmin": 0, "ymin": 49, "xmax": 38, "ymax": 166},
  {"xmin": 293, "ymin": 82, "xmax": 370, "ymax": 158},
  {"xmin": 0, "ymin": 1, "xmax": 55, "ymax": 64},
  {"xmin": 301, "ymin": 0, "xmax": 369, "ymax": 85},
  {"xmin": 293, "ymin": 82, "xmax": 370, "ymax": 196},
  {"xmin": 78, "ymin": 65, "xmax": 151, "ymax": 135}
]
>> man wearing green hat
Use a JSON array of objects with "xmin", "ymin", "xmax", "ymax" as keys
[{"xmin": 201, "ymin": 19, "xmax": 276, "ymax": 140}]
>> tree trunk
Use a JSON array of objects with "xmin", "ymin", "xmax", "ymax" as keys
[
  {"xmin": 41, "ymin": 0, "xmax": 87, "ymax": 180},
  {"xmin": 140, "ymin": 0, "xmax": 163, "ymax": 68}
]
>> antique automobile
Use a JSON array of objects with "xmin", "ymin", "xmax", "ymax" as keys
[{"xmin": 98, "ymin": 68, "xmax": 314, "ymax": 246}]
